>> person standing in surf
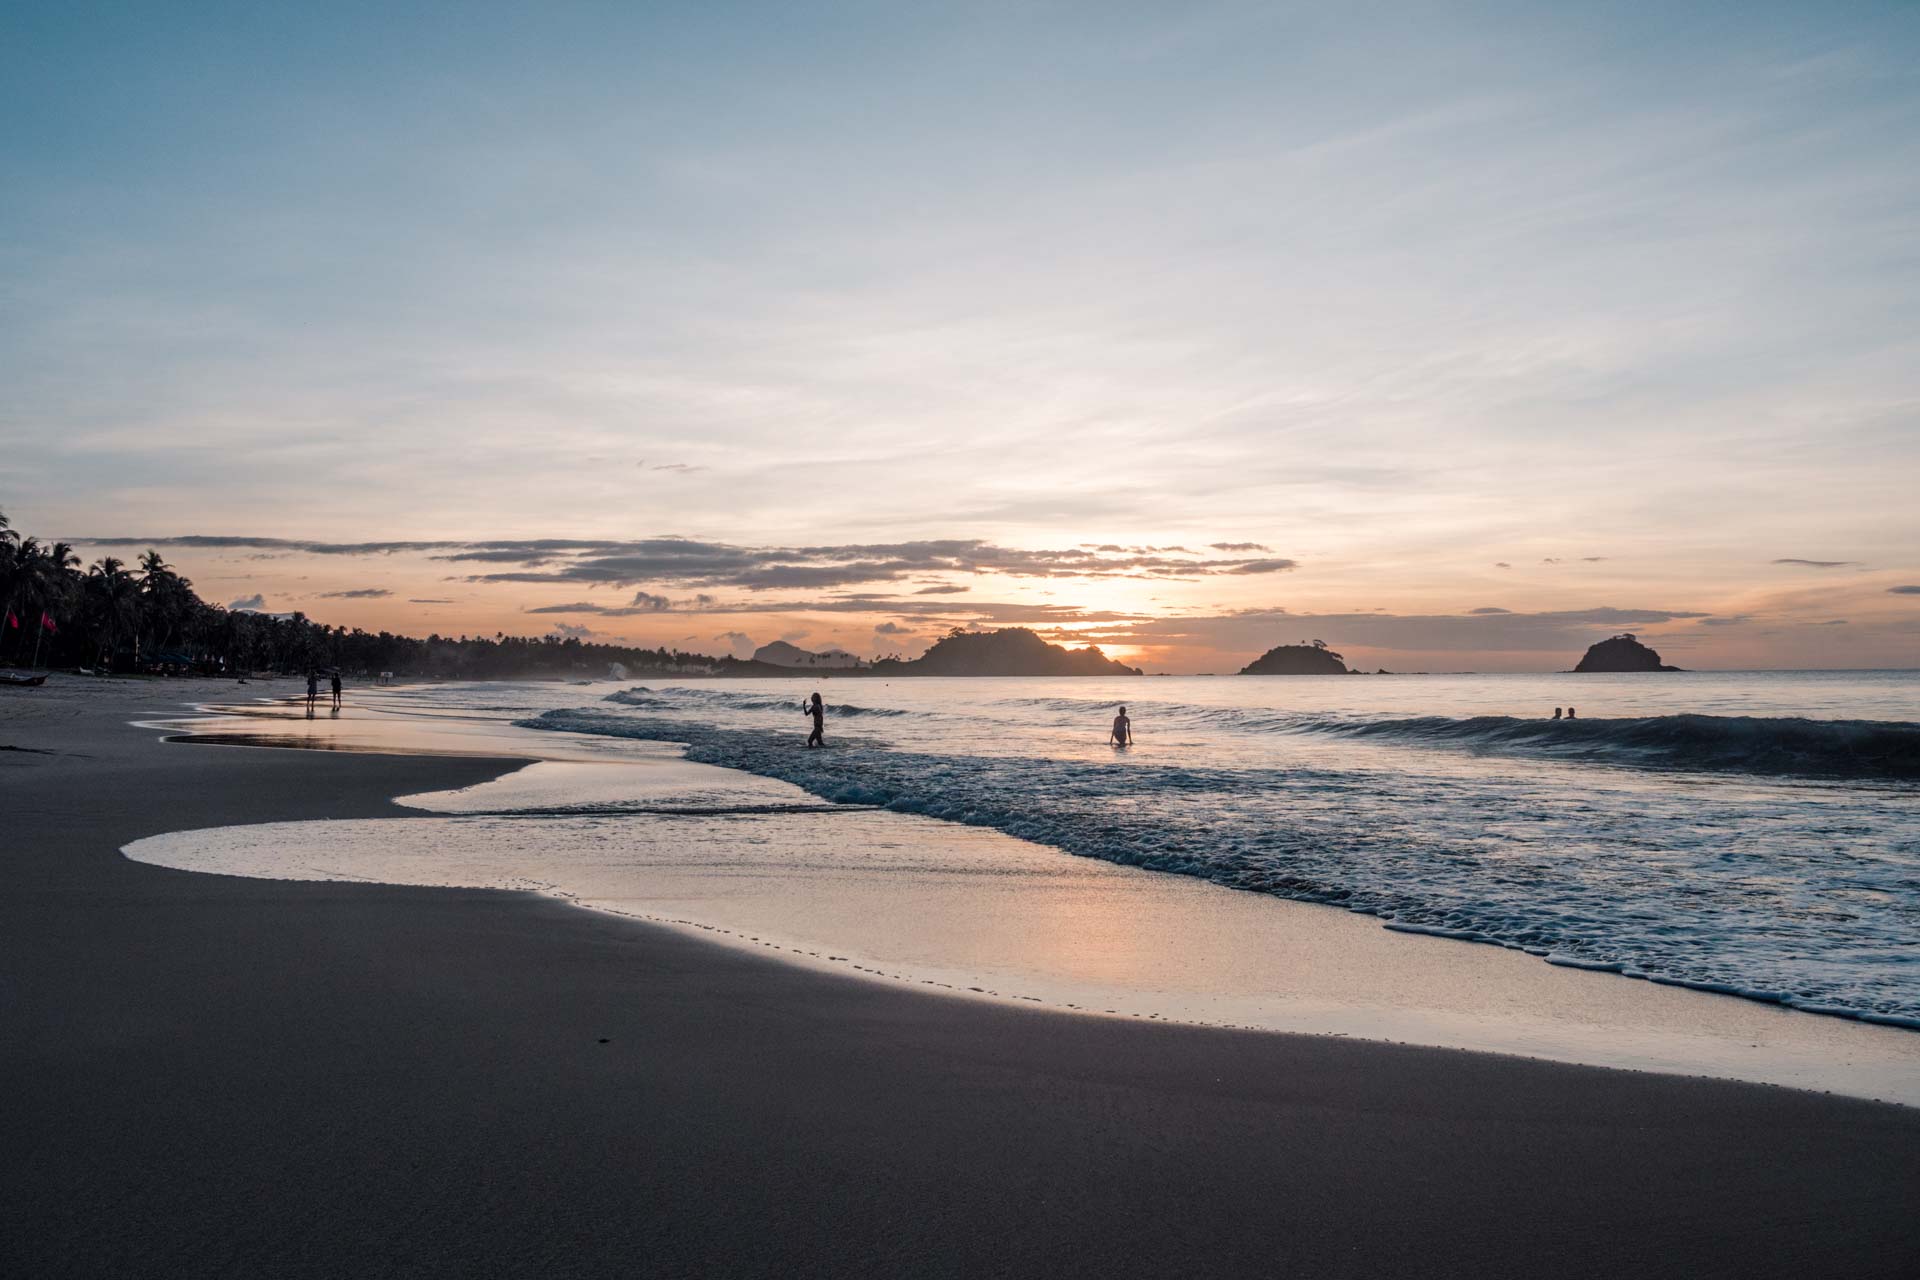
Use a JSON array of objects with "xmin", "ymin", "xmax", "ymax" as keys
[
  {"xmin": 1110, "ymin": 705, "xmax": 1133, "ymax": 747},
  {"xmin": 804, "ymin": 691, "xmax": 825, "ymax": 748}
]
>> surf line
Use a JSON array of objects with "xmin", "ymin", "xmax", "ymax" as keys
[{"xmin": 448, "ymin": 802, "xmax": 885, "ymax": 819}]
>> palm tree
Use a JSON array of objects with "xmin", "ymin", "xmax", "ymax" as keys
[
  {"xmin": 42, "ymin": 542, "xmax": 82, "ymax": 662},
  {"xmin": 85, "ymin": 558, "xmax": 142, "ymax": 670},
  {"xmin": 4, "ymin": 535, "xmax": 40, "ymax": 610},
  {"xmin": 138, "ymin": 549, "xmax": 194, "ymax": 660},
  {"xmin": 45, "ymin": 541, "xmax": 81, "ymax": 599},
  {"xmin": 0, "ymin": 512, "xmax": 21, "ymax": 652},
  {"xmin": 2, "ymin": 539, "xmax": 77, "ymax": 667}
]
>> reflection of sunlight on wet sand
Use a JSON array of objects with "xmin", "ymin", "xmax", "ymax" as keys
[{"xmin": 138, "ymin": 690, "xmax": 683, "ymax": 765}]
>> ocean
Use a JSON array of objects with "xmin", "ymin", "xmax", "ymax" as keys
[{"xmin": 392, "ymin": 669, "xmax": 1920, "ymax": 1028}]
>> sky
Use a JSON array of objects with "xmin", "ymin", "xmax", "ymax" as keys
[{"xmin": 3, "ymin": 0, "xmax": 1917, "ymax": 672}]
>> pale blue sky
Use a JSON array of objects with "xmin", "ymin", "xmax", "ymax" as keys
[{"xmin": 3, "ymin": 1, "xmax": 1917, "ymax": 669}]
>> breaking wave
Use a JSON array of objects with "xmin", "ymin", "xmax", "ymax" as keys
[
  {"xmin": 518, "ymin": 698, "xmax": 1920, "ymax": 1028},
  {"xmin": 607, "ymin": 686, "xmax": 910, "ymax": 718},
  {"xmin": 1301, "ymin": 712, "xmax": 1920, "ymax": 779},
  {"xmin": 997, "ymin": 696, "xmax": 1920, "ymax": 779}
]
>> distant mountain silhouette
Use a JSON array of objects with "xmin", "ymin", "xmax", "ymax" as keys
[
  {"xmin": 752, "ymin": 639, "xmax": 865, "ymax": 669},
  {"xmin": 1239, "ymin": 642, "xmax": 1352, "ymax": 675},
  {"xmin": 1573, "ymin": 633, "xmax": 1682, "ymax": 672},
  {"xmin": 884, "ymin": 627, "xmax": 1141, "ymax": 676}
]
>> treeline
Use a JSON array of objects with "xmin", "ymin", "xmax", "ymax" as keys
[{"xmin": 0, "ymin": 509, "xmax": 762, "ymax": 679}]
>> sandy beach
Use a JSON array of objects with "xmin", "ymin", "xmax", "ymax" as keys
[{"xmin": 5, "ymin": 679, "xmax": 1919, "ymax": 1279}]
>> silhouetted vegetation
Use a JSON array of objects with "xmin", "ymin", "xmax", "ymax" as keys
[{"xmin": 0, "ymin": 509, "xmax": 793, "ymax": 678}]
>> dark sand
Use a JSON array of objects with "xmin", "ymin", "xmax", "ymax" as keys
[{"xmin": 4, "ymin": 682, "xmax": 1918, "ymax": 1279}]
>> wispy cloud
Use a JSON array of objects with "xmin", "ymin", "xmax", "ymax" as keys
[
  {"xmin": 1774, "ymin": 558, "xmax": 1859, "ymax": 569},
  {"xmin": 317, "ymin": 587, "xmax": 392, "ymax": 599},
  {"xmin": 527, "ymin": 588, "xmax": 673, "ymax": 616}
]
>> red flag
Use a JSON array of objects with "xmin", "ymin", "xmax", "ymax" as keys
[
  {"xmin": 40, "ymin": 611, "xmax": 56, "ymax": 634},
  {"xmin": 4, "ymin": 610, "xmax": 16, "ymax": 630}
]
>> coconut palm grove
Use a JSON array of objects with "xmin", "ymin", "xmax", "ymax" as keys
[{"xmin": 0, "ymin": 508, "xmax": 761, "ymax": 679}]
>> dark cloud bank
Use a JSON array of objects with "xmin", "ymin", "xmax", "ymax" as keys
[{"xmin": 75, "ymin": 535, "xmax": 1299, "ymax": 592}]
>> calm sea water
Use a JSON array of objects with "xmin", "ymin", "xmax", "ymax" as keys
[{"xmin": 378, "ymin": 671, "xmax": 1919, "ymax": 1026}]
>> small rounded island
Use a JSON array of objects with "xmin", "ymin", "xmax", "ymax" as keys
[
  {"xmin": 1239, "ymin": 643, "xmax": 1351, "ymax": 675},
  {"xmin": 1572, "ymin": 633, "xmax": 1682, "ymax": 673}
]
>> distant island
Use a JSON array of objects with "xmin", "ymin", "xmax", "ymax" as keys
[
  {"xmin": 878, "ymin": 627, "xmax": 1141, "ymax": 677},
  {"xmin": 752, "ymin": 640, "xmax": 867, "ymax": 670},
  {"xmin": 1573, "ymin": 633, "xmax": 1682, "ymax": 673},
  {"xmin": 1239, "ymin": 641, "xmax": 1351, "ymax": 675}
]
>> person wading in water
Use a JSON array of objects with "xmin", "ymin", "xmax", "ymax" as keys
[{"xmin": 804, "ymin": 691, "xmax": 825, "ymax": 748}]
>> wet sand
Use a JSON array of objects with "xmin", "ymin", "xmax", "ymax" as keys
[
  {"xmin": 128, "ymin": 754, "xmax": 1920, "ymax": 1104},
  {"xmin": 4, "ymin": 679, "xmax": 1919, "ymax": 1278}
]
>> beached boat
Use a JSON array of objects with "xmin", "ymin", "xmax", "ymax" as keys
[{"xmin": 0, "ymin": 671, "xmax": 48, "ymax": 687}]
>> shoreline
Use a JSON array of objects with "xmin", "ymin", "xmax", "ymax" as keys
[
  {"xmin": 139, "ymin": 687, "xmax": 1920, "ymax": 1106},
  {"xmin": 6, "ymin": 679, "xmax": 1920, "ymax": 1276},
  {"xmin": 128, "ymin": 795, "xmax": 1920, "ymax": 1106}
]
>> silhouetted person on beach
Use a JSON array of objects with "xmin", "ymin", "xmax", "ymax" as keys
[
  {"xmin": 331, "ymin": 670, "xmax": 342, "ymax": 709},
  {"xmin": 306, "ymin": 671, "xmax": 318, "ymax": 709},
  {"xmin": 1566, "ymin": 706, "xmax": 1577, "ymax": 719},
  {"xmin": 1551, "ymin": 707, "xmax": 1562, "ymax": 720},
  {"xmin": 1111, "ymin": 705, "xmax": 1133, "ymax": 747},
  {"xmin": 805, "ymin": 691, "xmax": 825, "ymax": 748}
]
